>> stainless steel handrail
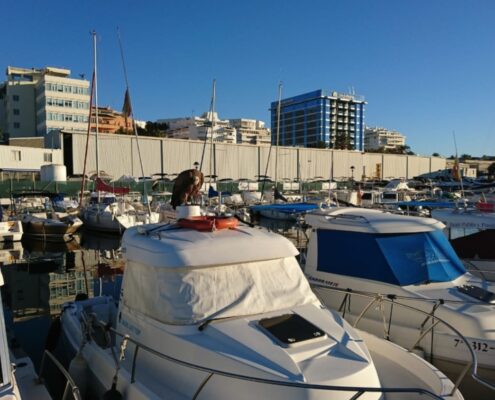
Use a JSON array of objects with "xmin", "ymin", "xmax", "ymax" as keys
[
  {"xmin": 38, "ymin": 349, "xmax": 82, "ymax": 400},
  {"xmin": 310, "ymin": 284, "xmax": 495, "ymax": 394},
  {"xmin": 85, "ymin": 316, "xmax": 448, "ymax": 400},
  {"xmin": 308, "ymin": 283, "xmax": 495, "ymax": 306}
]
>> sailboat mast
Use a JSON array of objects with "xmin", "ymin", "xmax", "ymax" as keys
[
  {"xmin": 209, "ymin": 79, "xmax": 216, "ymax": 185},
  {"xmin": 92, "ymin": 31, "xmax": 100, "ymax": 182},
  {"xmin": 452, "ymin": 130, "xmax": 465, "ymax": 199},
  {"xmin": 274, "ymin": 82, "xmax": 282, "ymax": 187}
]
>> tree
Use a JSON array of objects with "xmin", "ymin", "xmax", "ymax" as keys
[
  {"xmin": 432, "ymin": 152, "xmax": 440, "ymax": 157},
  {"xmin": 308, "ymin": 140, "xmax": 327, "ymax": 149},
  {"xmin": 136, "ymin": 121, "xmax": 169, "ymax": 137},
  {"xmin": 334, "ymin": 133, "xmax": 352, "ymax": 150}
]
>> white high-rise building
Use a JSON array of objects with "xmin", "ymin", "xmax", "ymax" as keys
[
  {"xmin": 0, "ymin": 66, "xmax": 90, "ymax": 139},
  {"xmin": 159, "ymin": 112, "xmax": 237, "ymax": 143},
  {"xmin": 364, "ymin": 126, "xmax": 406, "ymax": 151},
  {"xmin": 158, "ymin": 114, "xmax": 271, "ymax": 145},
  {"xmin": 229, "ymin": 118, "xmax": 271, "ymax": 145}
]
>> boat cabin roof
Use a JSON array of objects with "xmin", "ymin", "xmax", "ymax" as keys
[
  {"xmin": 122, "ymin": 223, "xmax": 298, "ymax": 269},
  {"xmin": 431, "ymin": 208, "xmax": 495, "ymax": 229},
  {"xmin": 305, "ymin": 207, "xmax": 444, "ymax": 234}
]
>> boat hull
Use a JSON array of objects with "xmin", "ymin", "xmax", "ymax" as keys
[
  {"xmin": 60, "ymin": 297, "xmax": 463, "ymax": 400},
  {"xmin": 0, "ymin": 221, "xmax": 23, "ymax": 242},
  {"xmin": 21, "ymin": 215, "xmax": 82, "ymax": 240},
  {"xmin": 310, "ymin": 281, "xmax": 495, "ymax": 383}
]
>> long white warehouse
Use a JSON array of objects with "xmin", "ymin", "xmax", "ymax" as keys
[{"xmin": 47, "ymin": 130, "xmax": 445, "ymax": 181}]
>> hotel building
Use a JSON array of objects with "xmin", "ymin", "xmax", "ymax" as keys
[{"xmin": 270, "ymin": 89, "xmax": 366, "ymax": 151}]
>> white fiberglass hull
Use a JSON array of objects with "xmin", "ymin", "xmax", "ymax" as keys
[
  {"xmin": 82, "ymin": 209, "xmax": 123, "ymax": 233},
  {"xmin": 61, "ymin": 297, "xmax": 462, "ymax": 400},
  {"xmin": 0, "ymin": 221, "xmax": 22, "ymax": 242},
  {"xmin": 308, "ymin": 276, "xmax": 495, "ymax": 384},
  {"xmin": 82, "ymin": 205, "xmax": 159, "ymax": 233}
]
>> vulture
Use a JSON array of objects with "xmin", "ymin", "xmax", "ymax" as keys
[{"xmin": 171, "ymin": 169, "xmax": 204, "ymax": 209}]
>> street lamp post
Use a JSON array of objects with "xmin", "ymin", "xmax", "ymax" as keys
[{"xmin": 350, "ymin": 165, "xmax": 355, "ymax": 185}]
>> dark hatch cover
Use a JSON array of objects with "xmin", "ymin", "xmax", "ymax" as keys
[
  {"xmin": 458, "ymin": 285, "xmax": 495, "ymax": 303},
  {"xmin": 258, "ymin": 314, "xmax": 325, "ymax": 347}
]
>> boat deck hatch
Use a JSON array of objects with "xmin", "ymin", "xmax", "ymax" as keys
[
  {"xmin": 457, "ymin": 285, "xmax": 495, "ymax": 303},
  {"xmin": 258, "ymin": 314, "xmax": 326, "ymax": 347}
]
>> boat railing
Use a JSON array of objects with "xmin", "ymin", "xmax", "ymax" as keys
[
  {"xmin": 38, "ymin": 349, "xmax": 82, "ymax": 400},
  {"xmin": 320, "ymin": 212, "xmax": 372, "ymax": 224},
  {"xmin": 310, "ymin": 284, "xmax": 495, "ymax": 395},
  {"xmin": 462, "ymin": 260, "xmax": 494, "ymax": 281},
  {"xmin": 82, "ymin": 314, "xmax": 452, "ymax": 400}
]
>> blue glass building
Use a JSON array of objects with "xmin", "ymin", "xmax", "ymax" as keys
[{"xmin": 270, "ymin": 90, "xmax": 366, "ymax": 151}]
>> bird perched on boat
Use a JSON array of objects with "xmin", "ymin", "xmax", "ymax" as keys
[{"xmin": 171, "ymin": 169, "xmax": 204, "ymax": 209}]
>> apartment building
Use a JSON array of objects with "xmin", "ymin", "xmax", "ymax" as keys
[
  {"xmin": 91, "ymin": 106, "xmax": 133, "ymax": 134},
  {"xmin": 159, "ymin": 112, "xmax": 237, "ymax": 143},
  {"xmin": 364, "ymin": 126, "xmax": 406, "ymax": 151},
  {"xmin": 229, "ymin": 118, "xmax": 271, "ymax": 145},
  {"xmin": 0, "ymin": 66, "xmax": 90, "ymax": 138}
]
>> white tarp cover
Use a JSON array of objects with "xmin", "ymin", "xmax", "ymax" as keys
[{"xmin": 122, "ymin": 256, "xmax": 318, "ymax": 325}]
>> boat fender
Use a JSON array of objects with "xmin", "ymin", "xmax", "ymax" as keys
[
  {"xmin": 44, "ymin": 315, "xmax": 61, "ymax": 352},
  {"xmin": 102, "ymin": 382, "xmax": 123, "ymax": 400},
  {"xmin": 411, "ymin": 346, "xmax": 426, "ymax": 359},
  {"xmin": 69, "ymin": 351, "xmax": 88, "ymax": 398}
]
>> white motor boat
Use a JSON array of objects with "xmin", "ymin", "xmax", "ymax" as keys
[
  {"xmin": 431, "ymin": 207, "xmax": 495, "ymax": 281},
  {"xmin": 304, "ymin": 207, "xmax": 495, "ymax": 391},
  {"xmin": 61, "ymin": 213, "xmax": 462, "ymax": 399},
  {"xmin": 82, "ymin": 201, "xmax": 159, "ymax": 233},
  {"xmin": 0, "ymin": 221, "xmax": 22, "ymax": 242}
]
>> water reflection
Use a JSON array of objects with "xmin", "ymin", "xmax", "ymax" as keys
[{"xmin": 0, "ymin": 230, "xmax": 124, "ymax": 377}]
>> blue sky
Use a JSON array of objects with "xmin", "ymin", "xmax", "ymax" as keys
[{"xmin": 3, "ymin": 0, "xmax": 495, "ymax": 157}]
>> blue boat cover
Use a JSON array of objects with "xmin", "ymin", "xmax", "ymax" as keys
[
  {"xmin": 316, "ymin": 229, "xmax": 465, "ymax": 286},
  {"xmin": 208, "ymin": 186, "xmax": 231, "ymax": 198},
  {"xmin": 251, "ymin": 203, "xmax": 319, "ymax": 214}
]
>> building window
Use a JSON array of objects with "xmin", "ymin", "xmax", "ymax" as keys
[
  {"xmin": 13, "ymin": 122, "xmax": 20, "ymax": 129},
  {"xmin": 44, "ymin": 153, "xmax": 53, "ymax": 162},
  {"xmin": 13, "ymin": 108, "xmax": 20, "ymax": 115},
  {"xmin": 11, "ymin": 150, "xmax": 21, "ymax": 161},
  {"xmin": 13, "ymin": 95, "xmax": 19, "ymax": 101}
]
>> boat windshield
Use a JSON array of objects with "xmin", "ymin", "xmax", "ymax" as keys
[
  {"xmin": 316, "ymin": 229, "xmax": 466, "ymax": 286},
  {"xmin": 122, "ymin": 256, "xmax": 318, "ymax": 325}
]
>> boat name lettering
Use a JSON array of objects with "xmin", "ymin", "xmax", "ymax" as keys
[
  {"xmin": 453, "ymin": 338, "xmax": 494, "ymax": 352},
  {"xmin": 307, "ymin": 275, "xmax": 339, "ymax": 288}
]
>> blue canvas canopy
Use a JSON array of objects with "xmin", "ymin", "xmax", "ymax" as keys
[
  {"xmin": 316, "ymin": 229, "xmax": 466, "ymax": 286},
  {"xmin": 251, "ymin": 203, "xmax": 319, "ymax": 214}
]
